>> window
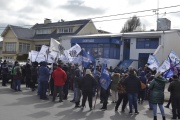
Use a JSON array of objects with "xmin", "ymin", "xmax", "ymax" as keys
[
  {"xmin": 19, "ymin": 43, "xmax": 30, "ymax": 53},
  {"xmin": 5, "ymin": 42, "xmax": 16, "ymax": 52},
  {"xmin": 79, "ymin": 43, "xmax": 120, "ymax": 59},
  {"xmin": 35, "ymin": 45, "xmax": 42, "ymax": 51},
  {"xmin": 58, "ymin": 27, "xmax": 73, "ymax": 33},
  {"xmin": 36, "ymin": 29, "xmax": 51, "ymax": 34},
  {"xmin": 136, "ymin": 38, "xmax": 159, "ymax": 49}
]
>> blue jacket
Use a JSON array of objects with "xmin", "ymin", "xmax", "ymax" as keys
[{"xmin": 38, "ymin": 62, "xmax": 50, "ymax": 82}]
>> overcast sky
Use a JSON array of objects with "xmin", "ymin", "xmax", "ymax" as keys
[{"xmin": 1, "ymin": 0, "xmax": 180, "ymax": 39}]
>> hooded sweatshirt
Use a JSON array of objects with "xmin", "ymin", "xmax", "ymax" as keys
[
  {"xmin": 52, "ymin": 67, "xmax": 67, "ymax": 86},
  {"xmin": 38, "ymin": 62, "xmax": 50, "ymax": 82}
]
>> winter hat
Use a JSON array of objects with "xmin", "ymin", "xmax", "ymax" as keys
[
  {"xmin": 154, "ymin": 71, "xmax": 162, "ymax": 78},
  {"xmin": 85, "ymin": 69, "xmax": 92, "ymax": 75}
]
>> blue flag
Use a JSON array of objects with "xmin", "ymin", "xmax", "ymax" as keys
[
  {"xmin": 100, "ymin": 64, "xmax": 111, "ymax": 90},
  {"xmin": 82, "ymin": 50, "xmax": 95, "ymax": 68}
]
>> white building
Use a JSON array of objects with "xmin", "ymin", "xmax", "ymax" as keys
[{"xmin": 70, "ymin": 30, "xmax": 180, "ymax": 69}]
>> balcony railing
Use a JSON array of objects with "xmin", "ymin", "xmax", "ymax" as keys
[{"xmin": 2, "ymin": 51, "xmax": 17, "ymax": 54}]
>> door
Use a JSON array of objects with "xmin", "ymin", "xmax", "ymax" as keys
[
  {"xmin": 138, "ymin": 53, "xmax": 152, "ymax": 68},
  {"xmin": 123, "ymin": 39, "xmax": 130, "ymax": 60}
]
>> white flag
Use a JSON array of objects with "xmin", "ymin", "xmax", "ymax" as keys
[
  {"xmin": 147, "ymin": 55, "xmax": 160, "ymax": 65},
  {"xmin": 64, "ymin": 44, "xmax": 81, "ymax": 62},
  {"xmin": 169, "ymin": 50, "xmax": 180, "ymax": 64},
  {"xmin": 50, "ymin": 38, "xmax": 65, "ymax": 55},
  {"xmin": 157, "ymin": 60, "xmax": 170, "ymax": 73},
  {"xmin": 148, "ymin": 62, "xmax": 159, "ymax": 71},
  {"xmin": 36, "ymin": 45, "xmax": 49, "ymax": 62},
  {"xmin": 59, "ymin": 54, "xmax": 69, "ymax": 63},
  {"xmin": 47, "ymin": 51, "xmax": 58, "ymax": 63},
  {"xmin": 28, "ymin": 52, "xmax": 31, "ymax": 60}
]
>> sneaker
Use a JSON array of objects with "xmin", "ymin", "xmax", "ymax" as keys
[
  {"xmin": 129, "ymin": 112, "xmax": 133, "ymax": 115},
  {"xmin": 90, "ymin": 108, "xmax": 93, "ymax": 111},
  {"xmin": 148, "ymin": 108, "xmax": 153, "ymax": 110},
  {"xmin": 135, "ymin": 111, "xmax": 139, "ymax": 115},
  {"xmin": 115, "ymin": 108, "xmax": 118, "ymax": 112},
  {"xmin": 59, "ymin": 100, "xmax": 63, "ymax": 102}
]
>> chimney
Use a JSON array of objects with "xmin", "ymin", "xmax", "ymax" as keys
[{"xmin": 44, "ymin": 18, "xmax": 51, "ymax": 24}]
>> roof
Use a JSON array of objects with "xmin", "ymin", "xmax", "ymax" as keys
[
  {"xmin": 1, "ymin": 19, "xmax": 92, "ymax": 41},
  {"xmin": 1, "ymin": 25, "xmax": 35, "ymax": 40},
  {"xmin": 31, "ymin": 19, "xmax": 91, "ymax": 40},
  {"xmin": 71, "ymin": 30, "xmax": 180, "ymax": 38},
  {"xmin": 98, "ymin": 29, "xmax": 111, "ymax": 34}
]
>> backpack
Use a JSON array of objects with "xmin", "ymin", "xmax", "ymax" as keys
[
  {"xmin": 12, "ymin": 67, "xmax": 17, "ymax": 76},
  {"xmin": 117, "ymin": 82, "xmax": 126, "ymax": 94},
  {"xmin": 140, "ymin": 81, "xmax": 146, "ymax": 89}
]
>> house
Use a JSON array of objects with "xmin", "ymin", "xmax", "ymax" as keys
[
  {"xmin": 1, "ymin": 19, "xmax": 99, "ymax": 61},
  {"xmin": 70, "ymin": 30, "xmax": 180, "ymax": 69}
]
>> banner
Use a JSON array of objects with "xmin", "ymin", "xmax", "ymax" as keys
[
  {"xmin": 147, "ymin": 55, "xmax": 160, "ymax": 65},
  {"xmin": 71, "ymin": 56, "xmax": 82, "ymax": 65},
  {"xmin": 157, "ymin": 60, "xmax": 170, "ymax": 73},
  {"xmin": 30, "ymin": 50, "xmax": 39, "ymax": 62},
  {"xmin": 100, "ymin": 64, "xmax": 111, "ymax": 90},
  {"xmin": 64, "ymin": 44, "xmax": 81, "ymax": 62}
]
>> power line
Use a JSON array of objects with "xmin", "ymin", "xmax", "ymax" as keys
[
  {"xmin": 88, "ymin": 4, "xmax": 180, "ymax": 19},
  {"xmin": 0, "ymin": 4, "xmax": 180, "ymax": 29},
  {"xmin": 0, "ymin": 10, "xmax": 180, "ymax": 31}
]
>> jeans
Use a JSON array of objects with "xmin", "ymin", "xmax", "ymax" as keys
[
  {"xmin": 128, "ymin": 93, "xmax": 138, "ymax": 112},
  {"xmin": 63, "ymin": 83, "xmax": 69, "ymax": 99},
  {"xmin": 14, "ymin": 80, "xmax": 21, "ymax": 91},
  {"xmin": 152, "ymin": 104, "xmax": 165, "ymax": 117},
  {"xmin": 39, "ymin": 81, "xmax": 48, "ymax": 99}
]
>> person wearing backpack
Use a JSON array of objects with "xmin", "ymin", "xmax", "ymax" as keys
[
  {"xmin": 31, "ymin": 62, "xmax": 38, "ymax": 91},
  {"xmin": 138, "ymin": 71, "xmax": 147, "ymax": 104}
]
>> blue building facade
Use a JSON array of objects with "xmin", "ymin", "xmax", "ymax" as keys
[{"xmin": 71, "ymin": 37, "xmax": 122, "ymax": 59}]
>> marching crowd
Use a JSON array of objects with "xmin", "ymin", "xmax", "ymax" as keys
[{"xmin": 0, "ymin": 59, "xmax": 180, "ymax": 120}]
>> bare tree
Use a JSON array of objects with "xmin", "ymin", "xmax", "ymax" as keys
[{"xmin": 121, "ymin": 16, "xmax": 142, "ymax": 33}]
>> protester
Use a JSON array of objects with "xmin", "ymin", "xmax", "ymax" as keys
[
  {"xmin": 31, "ymin": 62, "xmax": 38, "ymax": 91},
  {"xmin": 81, "ymin": 69, "xmax": 97, "ymax": 110},
  {"xmin": 52, "ymin": 64, "xmax": 67, "ymax": 102},
  {"xmin": 62, "ymin": 64, "xmax": 70, "ymax": 100},
  {"xmin": 38, "ymin": 61, "xmax": 50, "ymax": 100},
  {"xmin": 168, "ymin": 75, "xmax": 180, "ymax": 119},
  {"xmin": 123, "ymin": 69, "xmax": 141, "ymax": 115},
  {"xmin": 148, "ymin": 72, "xmax": 166, "ymax": 120},
  {"xmin": 138, "ymin": 71, "xmax": 147, "ymax": 104},
  {"xmin": 13, "ymin": 63, "xmax": 22, "ymax": 91},
  {"xmin": 110, "ymin": 72, "xmax": 119, "ymax": 103},
  {"xmin": 1, "ymin": 60, "xmax": 8, "ymax": 86},
  {"xmin": 115, "ymin": 73, "xmax": 128, "ymax": 112},
  {"xmin": 74, "ymin": 69, "xmax": 82, "ymax": 107}
]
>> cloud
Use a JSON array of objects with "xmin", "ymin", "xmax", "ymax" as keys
[
  {"xmin": 59, "ymin": 0, "xmax": 106, "ymax": 16},
  {"xmin": 127, "ymin": 0, "xmax": 145, "ymax": 5},
  {"xmin": 0, "ymin": 0, "xmax": 12, "ymax": 10},
  {"xmin": 31, "ymin": 0, "xmax": 51, "ymax": 6}
]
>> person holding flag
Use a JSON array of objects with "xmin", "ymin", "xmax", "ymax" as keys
[{"xmin": 99, "ymin": 64, "xmax": 111, "ymax": 111}]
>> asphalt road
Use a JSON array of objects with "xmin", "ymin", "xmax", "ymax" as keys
[{"xmin": 0, "ymin": 83, "xmax": 172, "ymax": 120}]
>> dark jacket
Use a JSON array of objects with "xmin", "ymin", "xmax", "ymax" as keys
[
  {"xmin": 13, "ymin": 66, "xmax": 22, "ymax": 80},
  {"xmin": 38, "ymin": 62, "xmax": 50, "ymax": 82},
  {"xmin": 81, "ymin": 74, "xmax": 97, "ymax": 92},
  {"xmin": 123, "ymin": 74, "xmax": 141, "ymax": 93},
  {"xmin": 168, "ymin": 79, "xmax": 180, "ymax": 99},
  {"xmin": 139, "ymin": 71, "xmax": 147, "ymax": 91},
  {"xmin": 149, "ymin": 76, "xmax": 166, "ymax": 104}
]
